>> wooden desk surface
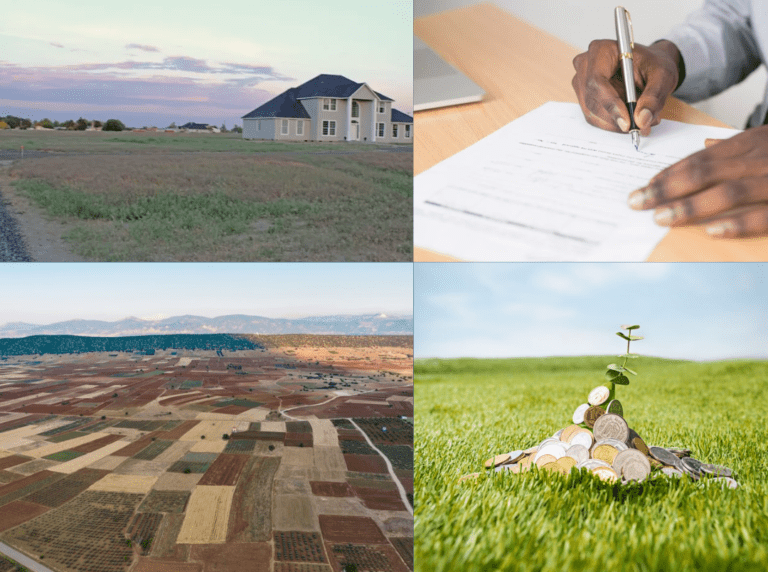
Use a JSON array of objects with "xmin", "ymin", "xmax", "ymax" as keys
[{"xmin": 414, "ymin": 2, "xmax": 768, "ymax": 262}]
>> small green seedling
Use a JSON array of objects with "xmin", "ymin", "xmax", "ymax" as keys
[{"xmin": 604, "ymin": 324, "xmax": 643, "ymax": 397}]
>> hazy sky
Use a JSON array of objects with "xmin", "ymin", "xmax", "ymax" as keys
[
  {"xmin": 415, "ymin": 263, "xmax": 768, "ymax": 361},
  {"xmin": 0, "ymin": 0, "xmax": 412, "ymax": 127},
  {"xmin": 0, "ymin": 263, "xmax": 413, "ymax": 324}
]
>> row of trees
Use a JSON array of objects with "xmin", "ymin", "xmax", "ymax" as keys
[{"xmin": 0, "ymin": 115, "xmax": 242, "ymax": 133}]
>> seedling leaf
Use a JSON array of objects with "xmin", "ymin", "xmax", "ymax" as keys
[
  {"xmin": 616, "ymin": 332, "xmax": 631, "ymax": 341},
  {"xmin": 613, "ymin": 374, "xmax": 630, "ymax": 385},
  {"xmin": 621, "ymin": 324, "xmax": 640, "ymax": 330}
]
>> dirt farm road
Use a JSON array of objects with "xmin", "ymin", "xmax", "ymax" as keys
[{"xmin": 0, "ymin": 540, "xmax": 57, "ymax": 572}]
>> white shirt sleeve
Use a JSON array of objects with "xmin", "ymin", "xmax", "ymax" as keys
[{"xmin": 664, "ymin": 0, "xmax": 762, "ymax": 102}]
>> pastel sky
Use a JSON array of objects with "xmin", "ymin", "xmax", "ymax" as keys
[
  {"xmin": 0, "ymin": 263, "xmax": 413, "ymax": 324},
  {"xmin": 0, "ymin": 0, "xmax": 412, "ymax": 127},
  {"xmin": 415, "ymin": 263, "xmax": 768, "ymax": 361}
]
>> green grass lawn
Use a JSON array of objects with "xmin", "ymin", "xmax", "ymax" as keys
[
  {"xmin": 415, "ymin": 357, "xmax": 768, "ymax": 572},
  {"xmin": 2, "ymin": 131, "xmax": 412, "ymax": 261}
]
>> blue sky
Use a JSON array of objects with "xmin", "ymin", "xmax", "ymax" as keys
[
  {"xmin": 415, "ymin": 263, "xmax": 768, "ymax": 360},
  {"xmin": 0, "ymin": 0, "xmax": 412, "ymax": 127},
  {"xmin": 0, "ymin": 263, "xmax": 413, "ymax": 324}
]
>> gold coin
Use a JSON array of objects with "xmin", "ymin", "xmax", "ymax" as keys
[
  {"xmin": 632, "ymin": 436, "xmax": 650, "ymax": 455},
  {"xmin": 592, "ymin": 466, "xmax": 618, "ymax": 482},
  {"xmin": 459, "ymin": 472, "xmax": 480, "ymax": 482},
  {"xmin": 593, "ymin": 444, "xmax": 618, "ymax": 464},
  {"xmin": 558, "ymin": 456, "xmax": 576, "ymax": 472},
  {"xmin": 541, "ymin": 462, "xmax": 559, "ymax": 472},
  {"xmin": 649, "ymin": 458, "xmax": 663, "ymax": 469},
  {"xmin": 484, "ymin": 453, "xmax": 510, "ymax": 468},
  {"xmin": 520, "ymin": 455, "xmax": 533, "ymax": 470},
  {"xmin": 560, "ymin": 424, "xmax": 581, "ymax": 443},
  {"xmin": 524, "ymin": 446, "xmax": 539, "ymax": 455},
  {"xmin": 584, "ymin": 406, "xmax": 606, "ymax": 429},
  {"xmin": 507, "ymin": 464, "xmax": 522, "ymax": 474},
  {"xmin": 535, "ymin": 454, "xmax": 557, "ymax": 468}
]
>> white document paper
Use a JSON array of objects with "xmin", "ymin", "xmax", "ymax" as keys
[{"xmin": 414, "ymin": 102, "xmax": 741, "ymax": 261}]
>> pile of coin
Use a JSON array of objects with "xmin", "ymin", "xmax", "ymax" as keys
[{"xmin": 465, "ymin": 384, "xmax": 738, "ymax": 488}]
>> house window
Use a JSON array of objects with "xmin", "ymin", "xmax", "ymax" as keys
[
  {"xmin": 378, "ymin": 102, "xmax": 385, "ymax": 113},
  {"xmin": 281, "ymin": 119, "xmax": 289, "ymax": 135},
  {"xmin": 296, "ymin": 120, "xmax": 303, "ymax": 135},
  {"xmin": 377, "ymin": 123, "xmax": 385, "ymax": 137},
  {"xmin": 322, "ymin": 120, "xmax": 336, "ymax": 136},
  {"xmin": 323, "ymin": 98, "xmax": 337, "ymax": 111},
  {"xmin": 405, "ymin": 125, "xmax": 411, "ymax": 138},
  {"xmin": 352, "ymin": 101, "xmax": 359, "ymax": 118},
  {"xmin": 392, "ymin": 124, "xmax": 398, "ymax": 138}
]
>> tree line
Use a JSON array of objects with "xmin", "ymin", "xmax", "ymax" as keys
[{"xmin": 0, "ymin": 116, "xmax": 242, "ymax": 132}]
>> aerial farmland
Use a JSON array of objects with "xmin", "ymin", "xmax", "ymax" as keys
[{"xmin": 0, "ymin": 334, "xmax": 413, "ymax": 572}]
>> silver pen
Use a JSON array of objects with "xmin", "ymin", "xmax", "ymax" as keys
[{"xmin": 615, "ymin": 6, "xmax": 640, "ymax": 150}]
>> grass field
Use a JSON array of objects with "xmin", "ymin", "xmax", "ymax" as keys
[
  {"xmin": 2, "ymin": 130, "xmax": 411, "ymax": 261},
  {"xmin": 415, "ymin": 356, "xmax": 768, "ymax": 572}
]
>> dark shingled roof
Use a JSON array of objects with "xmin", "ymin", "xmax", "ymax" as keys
[
  {"xmin": 241, "ymin": 88, "xmax": 310, "ymax": 119},
  {"xmin": 391, "ymin": 109, "xmax": 413, "ymax": 123},
  {"xmin": 242, "ymin": 74, "xmax": 394, "ymax": 119}
]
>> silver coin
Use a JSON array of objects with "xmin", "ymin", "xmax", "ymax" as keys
[
  {"xmin": 648, "ymin": 446, "xmax": 681, "ymax": 467},
  {"xmin": 711, "ymin": 476, "xmax": 739, "ymax": 489},
  {"xmin": 660, "ymin": 466, "xmax": 684, "ymax": 478},
  {"xmin": 681, "ymin": 457, "xmax": 703, "ymax": 476},
  {"xmin": 495, "ymin": 464, "xmax": 518, "ymax": 472},
  {"xmin": 666, "ymin": 447, "xmax": 692, "ymax": 458},
  {"xmin": 700, "ymin": 463, "xmax": 732, "ymax": 478},
  {"xmin": 569, "ymin": 431, "xmax": 593, "ymax": 449},
  {"xmin": 552, "ymin": 428, "xmax": 564, "ymax": 440},
  {"xmin": 565, "ymin": 444, "xmax": 589, "ymax": 464},
  {"xmin": 534, "ymin": 442, "xmax": 567, "ymax": 463},
  {"xmin": 606, "ymin": 399, "xmax": 623, "ymax": 417},
  {"xmin": 572, "ymin": 403, "xmax": 590, "ymax": 424},
  {"xmin": 613, "ymin": 449, "xmax": 650, "ymax": 481},
  {"xmin": 538, "ymin": 438, "xmax": 562, "ymax": 450},
  {"xmin": 592, "ymin": 414, "xmax": 629, "ymax": 443},
  {"xmin": 579, "ymin": 459, "xmax": 612, "ymax": 471},
  {"xmin": 588, "ymin": 385, "xmax": 610, "ymax": 406},
  {"xmin": 593, "ymin": 438, "xmax": 628, "ymax": 453}
]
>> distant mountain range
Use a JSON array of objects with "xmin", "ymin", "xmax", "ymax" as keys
[{"xmin": 0, "ymin": 313, "xmax": 413, "ymax": 338}]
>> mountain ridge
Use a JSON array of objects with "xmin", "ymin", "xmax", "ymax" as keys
[{"xmin": 0, "ymin": 313, "xmax": 413, "ymax": 338}]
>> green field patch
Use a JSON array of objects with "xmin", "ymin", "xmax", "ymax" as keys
[
  {"xmin": 46, "ymin": 430, "xmax": 88, "ymax": 443},
  {"xmin": 215, "ymin": 398, "xmax": 263, "ymax": 409},
  {"xmin": 416, "ymin": 357, "xmax": 768, "ymax": 572},
  {"xmin": 179, "ymin": 379, "xmax": 203, "ymax": 389},
  {"xmin": 133, "ymin": 440, "xmax": 174, "ymax": 461},
  {"xmin": 43, "ymin": 450, "xmax": 85, "ymax": 462}
]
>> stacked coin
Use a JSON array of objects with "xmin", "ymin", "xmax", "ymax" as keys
[{"xmin": 470, "ymin": 384, "xmax": 738, "ymax": 488}]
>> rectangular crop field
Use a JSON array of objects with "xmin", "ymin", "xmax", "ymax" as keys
[
  {"xmin": 43, "ymin": 450, "xmax": 85, "ymax": 462},
  {"xmin": 178, "ymin": 420, "xmax": 231, "ymax": 441},
  {"xmin": 176, "ymin": 485, "xmax": 235, "ymax": 544},
  {"xmin": 180, "ymin": 380, "xmax": 203, "ymax": 389},
  {"xmin": 198, "ymin": 453, "xmax": 248, "ymax": 486},
  {"xmin": 138, "ymin": 490, "xmax": 190, "ymax": 513},
  {"xmin": 227, "ymin": 456, "xmax": 280, "ymax": 542},
  {"xmin": 133, "ymin": 439, "xmax": 174, "ymax": 460},
  {"xmin": 48, "ymin": 439, "xmax": 130, "ymax": 474},
  {"xmin": 88, "ymin": 473, "xmax": 158, "ymax": 493},
  {"xmin": 24, "ymin": 467, "xmax": 109, "ymax": 507}
]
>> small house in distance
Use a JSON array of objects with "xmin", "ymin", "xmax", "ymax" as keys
[
  {"xmin": 241, "ymin": 74, "xmax": 413, "ymax": 143},
  {"xmin": 180, "ymin": 122, "xmax": 209, "ymax": 132}
]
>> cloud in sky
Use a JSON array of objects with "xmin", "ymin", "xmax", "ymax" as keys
[
  {"xmin": 49, "ymin": 42, "xmax": 64, "ymax": 48},
  {"xmin": 415, "ymin": 263, "xmax": 768, "ymax": 361},
  {"xmin": 126, "ymin": 43, "xmax": 159, "ymax": 52}
]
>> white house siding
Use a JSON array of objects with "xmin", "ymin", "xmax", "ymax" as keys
[
  {"xmin": 274, "ymin": 119, "xmax": 309, "ymax": 141},
  {"xmin": 309, "ymin": 97, "xmax": 346, "ymax": 142},
  {"xmin": 242, "ymin": 118, "xmax": 277, "ymax": 140},
  {"xmin": 301, "ymin": 98, "xmax": 321, "ymax": 140}
]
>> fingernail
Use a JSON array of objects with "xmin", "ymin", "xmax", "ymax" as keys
[
  {"xmin": 638, "ymin": 108, "xmax": 653, "ymax": 128},
  {"xmin": 705, "ymin": 221, "xmax": 736, "ymax": 238},
  {"xmin": 654, "ymin": 208, "xmax": 674, "ymax": 226},
  {"xmin": 628, "ymin": 187, "xmax": 653, "ymax": 209},
  {"xmin": 617, "ymin": 117, "xmax": 629, "ymax": 132}
]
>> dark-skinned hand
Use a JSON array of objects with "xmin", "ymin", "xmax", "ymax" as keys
[{"xmin": 573, "ymin": 39, "xmax": 768, "ymax": 238}]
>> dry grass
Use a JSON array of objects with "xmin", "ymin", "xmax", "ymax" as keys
[
  {"xmin": 176, "ymin": 485, "xmax": 235, "ymax": 544},
  {"xmin": 87, "ymin": 473, "xmax": 158, "ymax": 493},
  {"xmin": 8, "ymin": 145, "xmax": 412, "ymax": 261}
]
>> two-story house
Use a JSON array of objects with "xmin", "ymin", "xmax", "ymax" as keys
[{"xmin": 241, "ymin": 74, "xmax": 413, "ymax": 144}]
